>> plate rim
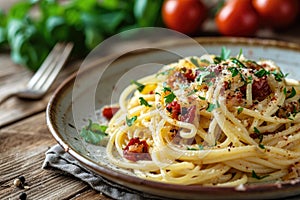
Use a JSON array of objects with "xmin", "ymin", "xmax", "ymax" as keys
[{"xmin": 46, "ymin": 37, "xmax": 300, "ymax": 199}]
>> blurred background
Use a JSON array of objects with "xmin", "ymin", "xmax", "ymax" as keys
[{"xmin": 0, "ymin": 0, "xmax": 299, "ymax": 71}]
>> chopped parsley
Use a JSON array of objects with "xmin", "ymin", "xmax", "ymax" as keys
[
  {"xmin": 247, "ymin": 76, "xmax": 253, "ymax": 84},
  {"xmin": 228, "ymin": 67, "xmax": 239, "ymax": 77},
  {"xmin": 231, "ymin": 58, "xmax": 246, "ymax": 68},
  {"xmin": 126, "ymin": 116, "xmax": 137, "ymax": 127},
  {"xmin": 237, "ymin": 48, "xmax": 243, "ymax": 60},
  {"xmin": 187, "ymin": 146, "xmax": 197, "ymax": 151},
  {"xmin": 214, "ymin": 47, "xmax": 231, "ymax": 63},
  {"xmin": 254, "ymin": 68, "xmax": 269, "ymax": 78},
  {"xmin": 206, "ymin": 103, "xmax": 216, "ymax": 112},
  {"xmin": 187, "ymin": 89, "xmax": 198, "ymax": 96},
  {"xmin": 254, "ymin": 127, "xmax": 263, "ymax": 143},
  {"xmin": 131, "ymin": 80, "xmax": 145, "ymax": 92},
  {"xmin": 259, "ymin": 143, "xmax": 265, "ymax": 149},
  {"xmin": 196, "ymin": 71, "xmax": 211, "ymax": 84},
  {"xmin": 187, "ymin": 144, "xmax": 204, "ymax": 151},
  {"xmin": 190, "ymin": 57, "xmax": 200, "ymax": 68},
  {"xmin": 237, "ymin": 107, "xmax": 243, "ymax": 114},
  {"xmin": 164, "ymin": 92, "xmax": 176, "ymax": 104},
  {"xmin": 139, "ymin": 97, "xmax": 152, "ymax": 107},
  {"xmin": 80, "ymin": 119, "xmax": 108, "ymax": 145},
  {"xmin": 198, "ymin": 95, "xmax": 206, "ymax": 100},
  {"xmin": 287, "ymin": 87, "xmax": 296, "ymax": 99},
  {"xmin": 271, "ymin": 70, "xmax": 288, "ymax": 82},
  {"xmin": 214, "ymin": 57, "xmax": 222, "ymax": 64},
  {"xmin": 163, "ymin": 86, "xmax": 172, "ymax": 92},
  {"xmin": 251, "ymin": 170, "xmax": 269, "ymax": 180},
  {"xmin": 220, "ymin": 46, "xmax": 231, "ymax": 60}
]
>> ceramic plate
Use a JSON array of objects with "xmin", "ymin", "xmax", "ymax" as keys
[{"xmin": 47, "ymin": 37, "xmax": 300, "ymax": 199}]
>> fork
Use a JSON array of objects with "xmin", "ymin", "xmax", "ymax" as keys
[{"xmin": 0, "ymin": 42, "xmax": 73, "ymax": 104}]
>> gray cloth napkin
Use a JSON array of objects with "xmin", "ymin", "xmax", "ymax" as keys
[{"xmin": 42, "ymin": 144, "xmax": 163, "ymax": 200}]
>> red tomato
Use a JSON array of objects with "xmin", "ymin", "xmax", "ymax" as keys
[
  {"xmin": 216, "ymin": 0, "xmax": 259, "ymax": 36},
  {"xmin": 252, "ymin": 0, "xmax": 299, "ymax": 28},
  {"xmin": 102, "ymin": 106, "xmax": 120, "ymax": 120},
  {"xmin": 162, "ymin": 0, "xmax": 207, "ymax": 35}
]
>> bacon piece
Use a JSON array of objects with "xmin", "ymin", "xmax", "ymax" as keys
[
  {"xmin": 102, "ymin": 106, "xmax": 120, "ymax": 120},
  {"xmin": 240, "ymin": 76, "xmax": 271, "ymax": 101},
  {"xmin": 181, "ymin": 105, "xmax": 196, "ymax": 123},
  {"xmin": 123, "ymin": 137, "xmax": 151, "ymax": 162},
  {"xmin": 166, "ymin": 101, "xmax": 181, "ymax": 120},
  {"xmin": 182, "ymin": 68, "xmax": 196, "ymax": 82},
  {"xmin": 252, "ymin": 76, "xmax": 271, "ymax": 101}
]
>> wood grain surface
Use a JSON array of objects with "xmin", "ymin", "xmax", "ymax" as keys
[{"xmin": 0, "ymin": 54, "xmax": 111, "ymax": 199}]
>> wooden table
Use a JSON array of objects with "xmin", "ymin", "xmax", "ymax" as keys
[{"xmin": 0, "ymin": 56, "xmax": 112, "ymax": 199}]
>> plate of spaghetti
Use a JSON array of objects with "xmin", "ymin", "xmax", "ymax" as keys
[{"xmin": 47, "ymin": 37, "xmax": 300, "ymax": 199}]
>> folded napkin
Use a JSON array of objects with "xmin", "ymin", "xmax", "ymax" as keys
[{"xmin": 42, "ymin": 144, "xmax": 163, "ymax": 200}]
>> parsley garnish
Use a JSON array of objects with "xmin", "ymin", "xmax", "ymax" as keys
[
  {"xmin": 164, "ymin": 92, "xmax": 176, "ymax": 104},
  {"xmin": 287, "ymin": 87, "xmax": 296, "ymax": 99},
  {"xmin": 220, "ymin": 46, "xmax": 231, "ymax": 60},
  {"xmin": 187, "ymin": 147, "xmax": 197, "ymax": 151},
  {"xmin": 190, "ymin": 57, "xmax": 200, "ymax": 68},
  {"xmin": 254, "ymin": 127, "xmax": 263, "ymax": 143},
  {"xmin": 187, "ymin": 144, "xmax": 204, "ymax": 151},
  {"xmin": 126, "ymin": 116, "xmax": 137, "ymax": 127},
  {"xmin": 206, "ymin": 103, "xmax": 216, "ymax": 112},
  {"xmin": 131, "ymin": 80, "xmax": 145, "ymax": 92},
  {"xmin": 251, "ymin": 170, "xmax": 269, "ymax": 180},
  {"xmin": 231, "ymin": 58, "xmax": 246, "ymax": 68},
  {"xmin": 254, "ymin": 68, "xmax": 269, "ymax": 78},
  {"xmin": 271, "ymin": 70, "xmax": 288, "ymax": 82},
  {"xmin": 214, "ymin": 47, "xmax": 231, "ymax": 63},
  {"xmin": 80, "ymin": 119, "xmax": 108, "ymax": 145},
  {"xmin": 228, "ymin": 66, "xmax": 247, "ymax": 84},
  {"xmin": 237, "ymin": 107, "xmax": 243, "ymax": 114},
  {"xmin": 196, "ymin": 71, "xmax": 211, "ymax": 84},
  {"xmin": 247, "ymin": 76, "xmax": 253, "ymax": 84},
  {"xmin": 139, "ymin": 97, "xmax": 152, "ymax": 107},
  {"xmin": 283, "ymin": 88, "xmax": 287, "ymax": 95},
  {"xmin": 228, "ymin": 67, "xmax": 239, "ymax": 77},
  {"xmin": 237, "ymin": 48, "xmax": 243, "ymax": 60},
  {"xmin": 198, "ymin": 96, "xmax": 206, "ymax": 100},
  {"xmin": 187, "ymin": 89, "xmax": 198, "ymax": 96},
  {"xmin": 259, "ymin": 143, "xmax": 265, "ymax": 149},
  {"xmin": 163, "ymin": 86, "xmax": 172, "ymax": 92}
]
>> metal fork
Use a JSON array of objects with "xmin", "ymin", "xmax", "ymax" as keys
[{"xmin": 0, "ymin": 42, "xmax": 73, "ymax": 104}]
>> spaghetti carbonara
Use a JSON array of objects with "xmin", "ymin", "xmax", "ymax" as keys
[{"xmin": 104, "ymin": 49, "xmax": 300, "ymax": 186}]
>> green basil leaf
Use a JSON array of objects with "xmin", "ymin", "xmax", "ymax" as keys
[{"xmin": 80, "ymin": 119, "xmax": 108, "ymax": 145}]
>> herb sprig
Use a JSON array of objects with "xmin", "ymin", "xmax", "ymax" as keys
[{"xmin": 80, "ymin": 119, "xmax": 108, "ymax": 145}]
